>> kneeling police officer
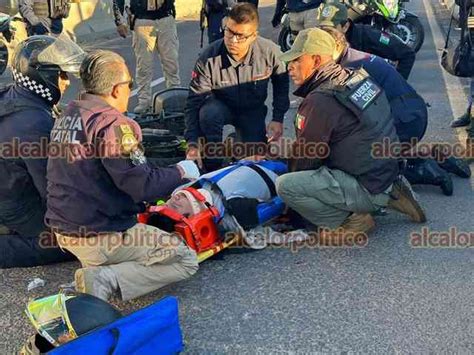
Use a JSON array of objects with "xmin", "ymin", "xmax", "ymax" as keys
[
  {"xmin": 0, "ymin": 35, "xmax": 84, "ymax": 268},
  {"xmin": 323, "ymin": 27, "xmax": 471, "ymax": 196},
  {"xmin": 276, "ymin": 28, "xmax": 426, "ymax": 243},
  {"xmin": 47, "ymin": 50, "xmax": 200, "ymax": 301}
]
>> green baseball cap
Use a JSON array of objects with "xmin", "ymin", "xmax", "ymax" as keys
[
  {"xmin": 316, "ymin": 2, "xmax": 348, "ymax": 28},
  {"xmin": 279, "ymin": 28, "xmax": 337, "ymax": 63}
]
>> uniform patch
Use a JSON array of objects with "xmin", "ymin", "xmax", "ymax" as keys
[
  {"xmin": 115, "ymin": 124, "xmax": 138, "ymax": 154},
  {"xmin": 321, "ymin": 6, "xmax": 333, "ymax": 18},
  {"xmin": 130, "ymin": 149, "xmax": 147, "ymax": 166},
  {"xmin": 191, "ymin": 70, "xmax": 199, "ymax": 79},
  {"xmin": 121, "ymin": 133, "xmax": 138, "ymax": 153},
  {"xmin": 120, "ymin": 124, "xmax": 134, "ymax": 135},
  {"xmin": 349, "ymin": 78, "xmax": 382, "ymax": 110},
  {"xmin": 295, "ymin": 113, "xmax": 306, "ymax": 131},
  {"xmin": 379, "ymin": 33, "xmax": 390, "ymax": 45}
]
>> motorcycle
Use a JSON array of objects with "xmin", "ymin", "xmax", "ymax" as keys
[
  {"xmin": 0, "ymin": 13, "xmax": 15, "ymax": 76},
  {"xmin": 278, "ymin": 0, "xmax": 424, "ymax": 53},
  {"xmin": 345, "ymin": 0, "xmax": 425, "ymax": 52}
]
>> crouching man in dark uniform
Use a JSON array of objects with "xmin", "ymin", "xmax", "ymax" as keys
[
  {"xmin": 0, "ymin": 35, "xmax": 84, "ymax": 268},
  {"xmin": 47, "ymin": 50, "xmax": 200, "ymax": 301},
  {"xmin": 185, "ymin": 3, "xmax": 289, "ymax": 170},
  {"xmin": 316, "ymin": 2, "xmax": 416, "ymax": 80},
  {"xmin": 276, "ymin": 28, "xmax": 426, "ymax": 243},
  {"xmin": 323, "ymin": 27, "xmax": 471, "ymax": 196}
]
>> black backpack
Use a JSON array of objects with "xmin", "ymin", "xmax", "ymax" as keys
[{"xmin": 441, "ymin": 2, "xmax": 474, "ymax": 77}]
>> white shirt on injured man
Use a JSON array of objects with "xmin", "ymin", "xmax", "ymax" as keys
[{"xmin": 172, "ymin": 164, "xmax": 301, "ymax": 249}]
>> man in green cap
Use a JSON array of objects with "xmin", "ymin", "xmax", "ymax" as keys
[
  {"xmin": 316, "ymin": 1, "xmax": 415, "ymax": 80},
  {"xmin": 276, "ymin": 28, "xmax": 426, "ymax": 244}
]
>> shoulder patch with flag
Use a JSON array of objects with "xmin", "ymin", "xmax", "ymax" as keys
[
  {"xmin": 379, "ymin": 33, "xmax": 390, "ymax": 45},
  {"xmin": 295, "ymin": 113, "xmax": 306, "ymax": 131}
]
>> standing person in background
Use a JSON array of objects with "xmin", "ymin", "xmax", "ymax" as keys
[
  {"xmin": 450, "ymin": 79, "xmax": 474, "ymax": 127},
  {"xmin": 271, "ymin": 0, "xmax": 323, "ymax": 31},
  {"xmin": 19, "ymin": 0, "xmax": 70, "ymax": 36},
  {"xmin": 112, "ymin": 0, "xmax": 181, "ymax": 114}
]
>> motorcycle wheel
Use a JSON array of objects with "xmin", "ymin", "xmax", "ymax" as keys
[
  {"xmin": 387, "ymin": 16, "xmax": 425, "ymax": 53},
  {"xmin": 278, "ymin": 26, "xmax": 294, "ymax": 52}
]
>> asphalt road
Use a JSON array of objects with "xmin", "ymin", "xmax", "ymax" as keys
[{"xmin": 1, "ymin": 0, "xmax": 473, "ymax": 353}]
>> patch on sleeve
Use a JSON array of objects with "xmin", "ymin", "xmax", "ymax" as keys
[
  {"xmin": 130, "ymin": 148, "xmax": 147, "ymax": 166},
  {"xmin": 119, "ymin": 124, "xmax": 138, "ymax": 154},
  {"xmin": 295, "ymin": 112, "xmax": 306, "ymax": 131},
  {"xmin": 379, "ymin": 33, "xmax": 390, "ymax": 45},
  {"xmin": 191, "ymin": 70, "xmax": 199, "ymax": 79}
]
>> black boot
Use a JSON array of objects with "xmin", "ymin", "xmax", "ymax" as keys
[
  {"xmin": 403, "ymin": 159, "xmax": 453, "ymax": 196},
  {"xmin": 450, "ymin": 110, "xmax": 471, "ymax": 128},
  {"xmin": 438, "ymin": 157, "xmax": 471, "ymax": 178}
]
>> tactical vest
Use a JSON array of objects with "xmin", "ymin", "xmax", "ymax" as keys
[
  {"xmin": 32, "ymin": 0, "xmax": 70, "ymax": 19},
  {"xmin": 316, "ymin": 68, "xmax": 399, "ymax": 180}
]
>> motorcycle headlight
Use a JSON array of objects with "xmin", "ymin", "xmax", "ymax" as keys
[{"xmin": 382, "ymin": 0, "xmax": 399, "ymax": 19}]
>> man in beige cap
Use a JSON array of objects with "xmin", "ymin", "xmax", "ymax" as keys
[{"xmin": 276, "ymin": 28, "xmax": 426, "ymax": 245}]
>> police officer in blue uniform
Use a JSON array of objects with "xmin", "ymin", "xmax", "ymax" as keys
[
  {"xmin": 47, "ymin": 50, "xmax": 200, "ymax": 301},
  {"xmin": 205, "ymin": 0, "xmax": 259, "ymax": 43},
  {"xmin": 325, "ymin": 27, "xmax": 471, "ymax": 196},
  {"xmin": 0, "ymin": 35, "xmax": 85, "ymax": 268},
  {"xmin": 185, "ymin": 3, "xmax": 289, "ymax": 170}
]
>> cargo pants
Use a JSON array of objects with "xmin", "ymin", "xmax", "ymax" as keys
[
  {"xmin": 288, "ymin": 8, "xmax": 320, "ymax": 32},
  {"xmin": 276, "ymin": 166, "xmax": 392, "ymax": 229},
  {"xmin": 57, "ymin": 223, "xmax": 198, "ymax": 301},
  {"xmin": 133, "ymin": 16, "xmax": 181, "ymax": 108}
]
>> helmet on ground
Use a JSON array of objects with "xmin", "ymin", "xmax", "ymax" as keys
[{"xmin": 25, "ymin": 292, "xmax": 123, "ymax": 347}]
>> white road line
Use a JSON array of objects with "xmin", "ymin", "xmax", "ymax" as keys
[
  {"xmin": 421, "ymin": 0, "xmax": 469, "ymax": 142},
  {"xmin": 130, "ymin": 77, "xmax": 165, "ymax": 97}
]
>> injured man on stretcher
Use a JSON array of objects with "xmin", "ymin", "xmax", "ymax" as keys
[{"xmin": 152, "ymin": 159, "xmax": 308, "ymax": 250}]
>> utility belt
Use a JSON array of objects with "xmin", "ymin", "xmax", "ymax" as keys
[
  {"xmin": 126, "ymin": 10, "xmax": 172, "ymax": 30},
  {"xmin": 126, "ymin": 1, "xmax": 173, "ymax": 30},
  {"xmin": 32, "ymin": 0, "xmax": 70, "ymax": 19}
]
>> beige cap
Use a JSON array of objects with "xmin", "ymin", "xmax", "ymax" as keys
[{"xmin": 279, "ymin": 28, "xmax": 337, "ymax": 62}]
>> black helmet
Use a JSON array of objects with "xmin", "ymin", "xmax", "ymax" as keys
[
  {"xmin": 12, "ymin": 34, "xmax": 85, "ymax": 105},
  {"xmin": 25, "ymin": 292, "xmax": 123, "ymax": 347}
]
